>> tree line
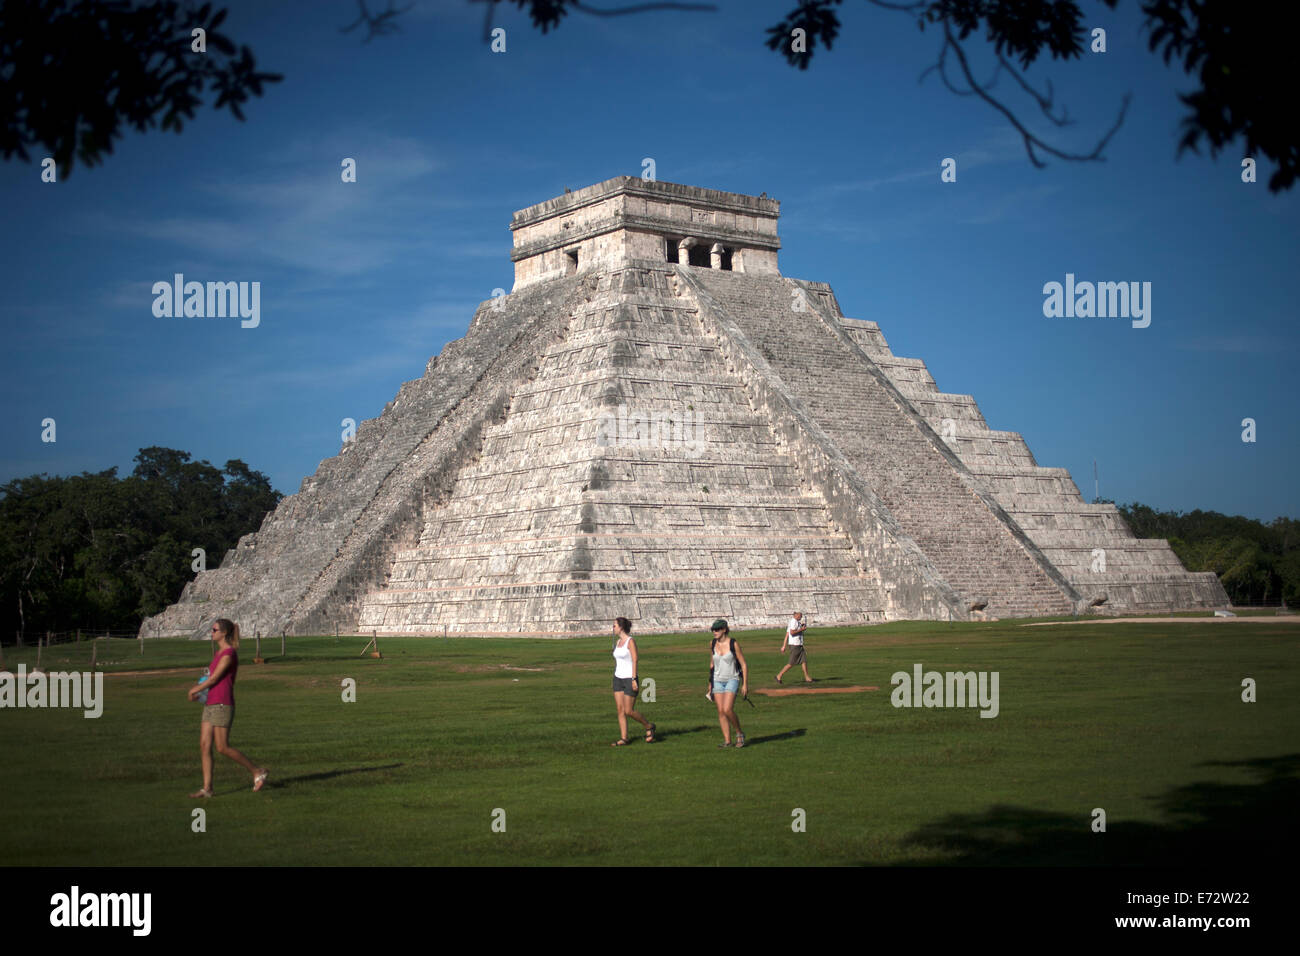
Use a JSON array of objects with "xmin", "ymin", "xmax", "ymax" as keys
[
  {"xmin": 0, "ymin": 447, "xmax": 281, "ymax": 641},
  {"xmin": 0, "ymin": 450, "xmax": 1292, "ymax": 641},
  {"xmin": 1117, "ymin": 502, "xmax": 1299, "ymax": 607}
]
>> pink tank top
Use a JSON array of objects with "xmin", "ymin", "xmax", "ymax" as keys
[{"xmin": 206, "ymin": 647, "xmax": 238, "ymax": 706}]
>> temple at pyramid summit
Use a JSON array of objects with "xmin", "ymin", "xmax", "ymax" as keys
[{"xmin": 141, "ymin": 177, "xmax": 1229, "ymax": 638}]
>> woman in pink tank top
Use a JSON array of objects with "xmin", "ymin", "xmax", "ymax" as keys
[{"xmin": 186, "ymin": 618, "xmax": 268, "ymax": 797}]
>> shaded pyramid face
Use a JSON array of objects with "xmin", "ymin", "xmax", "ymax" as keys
[{"xmin": 141, "ymin": 177, "xmax": 1227, "ymax": 639}]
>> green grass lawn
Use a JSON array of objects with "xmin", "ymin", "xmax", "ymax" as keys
[{"xmin": 1, "ymin": 619, "xmax": 1296, "ymax": 866}]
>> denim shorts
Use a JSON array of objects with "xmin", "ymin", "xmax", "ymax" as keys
[
  {"xmin": 612, "ymin": 676, "xmax": 638, "ymax": 696},
  {"xmin": 711, "ymin": 678, "xmax": 741, "ymax": 695}
]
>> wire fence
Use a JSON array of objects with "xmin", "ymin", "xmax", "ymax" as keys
[
  {"xmin": 2, "ymin": 601, "xmax": 1291, "ymax": 662},
  {"xmin": 4, "ymin": 621, "xmax": 435, "ymax": 649},
  {"xmin": 0, "ymin": 627, "xmax": 391, "ymax": 673},
  {"xmin": 8, "ymin": 629, "xmax": 141, "ymax": 647}
]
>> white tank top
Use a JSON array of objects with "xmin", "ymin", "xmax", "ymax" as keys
[{"xmin": 613, "ymin": 637, "xmax": 635, "ymax": 678}]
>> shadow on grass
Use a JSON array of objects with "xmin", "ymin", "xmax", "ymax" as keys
[
  {"xmin": 653, "ymin": 724, "xmax": 713, "ymax": 742},
  {"xmin": 771, "ymin": 676, "xmax": 846, "ymax": 686},
  {"xmin": 742, "ymin": 728, "xmax": 807, "ymax": 747},
  {"xmin": 652, "ymin": 724, "xmax": 807, "ymax": 747},
  {"xmin": 246, "ymin": 762, "xmax": 405, "ymax": 792},
  {"xmin": 886, "ymin": 752, "xmax": 1300, "ymax": 865}
]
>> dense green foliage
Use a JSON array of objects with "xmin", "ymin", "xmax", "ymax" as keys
[
  {"xmin": 1, "ymin": 438, "xmax": 1291, "ymax": 637},
  {"xmin": 1118, "ymin": 503, "xmax": 1300, "ymax": 606},
  {"xmin": 0, "ymin": 0, "xmax": 281, "ymax": 178},
  {"xmin": 0, "ymin": 447, "xmax": 281, "ymax": 639}
]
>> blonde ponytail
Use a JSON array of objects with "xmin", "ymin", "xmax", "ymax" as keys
[{"xmin": 214, "ymin": 618, "xmax": 240, "ymax": 648}]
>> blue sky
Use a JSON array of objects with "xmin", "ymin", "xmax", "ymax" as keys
[{"xmin": 1, "ymin": 0, "xmax": 1295, "ymax": 521}]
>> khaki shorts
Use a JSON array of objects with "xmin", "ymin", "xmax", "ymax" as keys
[
  {"xmin": 202, "ymin": 704, "xmax": 234, "ymax": 729},
  {"xmin": 788, "ymin": 644, "xmax": 807, "ymax": 666}
]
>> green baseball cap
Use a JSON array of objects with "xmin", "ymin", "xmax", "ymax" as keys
[{"xmin": 711, "ymin": 618, "xmax": 729, "ymax": 631}]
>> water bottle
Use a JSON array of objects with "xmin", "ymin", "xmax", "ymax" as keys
[{"xmin": 197, "ymin": 667, "xmax": 210, "ymax": 705}]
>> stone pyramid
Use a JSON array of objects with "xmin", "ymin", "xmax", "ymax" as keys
[{"xmin": 141, "ymin": 177, "xmax": 1228, "ymax": 638}]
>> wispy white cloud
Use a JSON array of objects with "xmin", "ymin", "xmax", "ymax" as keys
[
  {"xmin": 955, "ymin": 183, "xmax": 1061, "ymax": 225},
  {"xmin": 813, "ymin": 126, "xmax": 1030, "ymax": 197},
  {"xmin": 117, "ymin": 347, "xmax": 429, "ymax": 415},
  {"xmin": 96, "ymin": 280, "xmax": 156, "ymax": 309},
  {"xmin": 1174, "ymin": 334, "xmax": 1295, "ymax": 355},
  {"xmin": 90, "ymin": 130, "xmax": 454, "ymax": 277}
]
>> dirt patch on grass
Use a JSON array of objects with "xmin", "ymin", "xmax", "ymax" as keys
[
  {"xmin": 1021, "ymin": 617, "xmax": 1293, "ymax": 627},
  {"xmin": 753, "ymin": 685, "xmax": 879, "ymax": 697},
  {"xmin": 100, "ymin": 667, "xmax": 195, "ymax": 677},
  {"xmin": 95, "ymin": 664, "xmax": 301, "ymax": 679}
]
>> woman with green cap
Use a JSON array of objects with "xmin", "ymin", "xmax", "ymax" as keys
[{"xmin": 707, "ymin": 618, "xmax": 748, "ymax": 747}]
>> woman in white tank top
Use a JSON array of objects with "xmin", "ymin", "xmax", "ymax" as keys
[{"xmin": 611, "ymin": 617, "xmax": 655, "ymax": 746}]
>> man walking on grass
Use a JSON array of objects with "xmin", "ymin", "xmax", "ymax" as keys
[{"xmin": 776, "ymin": 611, "xmax": 813, "ymax": 684}]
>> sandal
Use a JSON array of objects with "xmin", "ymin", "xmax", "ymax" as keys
[
  {"xmin": 775, "ymin": 676, "xmax": 783, "ymax": 685},
  {"xmin": 717, "ymin": 741, "xmax": 733, "ymax": 748},
  {"xmin": 645, "ymin": 723, "xmax": 656, "ymax": 743},
  {"xmin": 736, "ymin": 732, "xmax": 746, "ymax": 748},
  {"xmin": 189, "ymin": 787, "xmax": 213, "ymax": 798},
  {"xmin": 612, "ymin": 738, "xmax": 630, "ymax": 747},
  {"xmin": 253, "ymin": 770, "xmax": 269, "ymax": 792}
]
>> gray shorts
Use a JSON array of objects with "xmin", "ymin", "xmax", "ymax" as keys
[
  {"xmin": 612, "ymin": 677, "xmax": 638, "ymax": 697},
  {"xmin": 202, "ymin": 704, "xmax": 234, "ymax": 729},
  {"xmin": 788, "ymin": 644, "xmax": 807, "ymax": 666}
]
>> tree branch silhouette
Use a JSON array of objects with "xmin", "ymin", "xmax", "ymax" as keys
[
  {"xmin": 762, "ymin": 0, "xmax": 1292, "ymax": 190},
  {"xmin": 768, "ymin": 1, "xmax": 1128, "ymax": 169},
  {"xmin": 471, "ymin": 0, "xmax": 716, "ymax": 43},
  {"xmin": 340, "ymin": 0, "xmax": 415, "ymax": 42},
  {"xmin": 935, "ymin": 15, "xmax": 1129, "ymax": 167},
  {"xmin": 0, "ymin": 0, "xmax": 282, "ymax": 177}
]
